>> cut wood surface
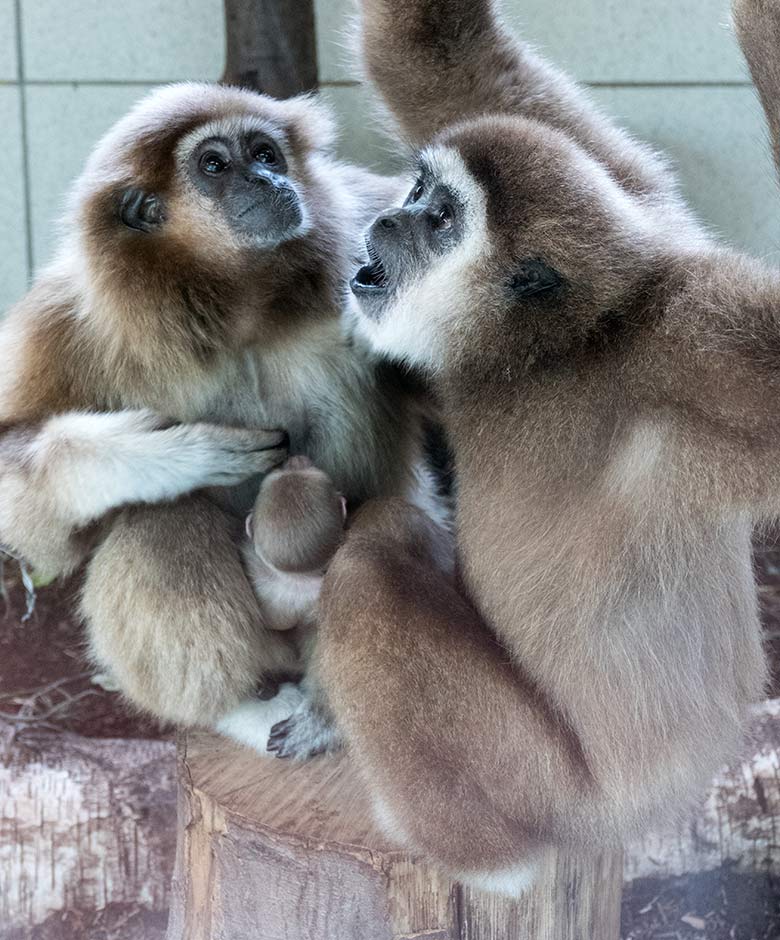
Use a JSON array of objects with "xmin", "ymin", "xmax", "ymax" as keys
[
  {"xmin": 167, "ymin": 731, "xmax": 623, "ymax": 940},
  {"xmin": 0, "ymin": 722, "xmax": 175, "ymax": 937}
]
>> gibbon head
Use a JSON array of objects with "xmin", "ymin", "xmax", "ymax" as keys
[
  {"xmin": 350, "ymin": 115, "xmax": 660, "ymax": 376},
  {"xmin": 247, "ymin": 456, "xmax": 347, "ymax": 575},
  {"xmin": 71, "ymin": 83, "xmax": 340, "ymax": 319}
]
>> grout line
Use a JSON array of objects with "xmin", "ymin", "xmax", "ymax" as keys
[
  {"xmin": 0, "ymin": 78, "xmax": 758, "ymax": 90},
  {"xmin": 0, "ymin": 78, "xmax": 213, "ymax": 87},
  {"xmin": 588, "ymin": 80, "xmax": 753, "ymax": 89},
  {"xmin": 321, "ymin": 79, "xmax": 755, "ymax": 90},
  {"xmin": 12, "ymin": 0, "xmax": 33, "ymax": 280}
]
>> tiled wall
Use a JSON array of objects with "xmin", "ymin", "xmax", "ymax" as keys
[{"xmin": 1, "ymin": 0, "xmax": 778, "ymax": 314}]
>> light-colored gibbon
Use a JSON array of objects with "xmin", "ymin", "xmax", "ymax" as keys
[
  {"xmin": 242, "ymin": 455, "xmax": 348, "ymax": 757},
  {"xmin": 299, "ymin": 0, "xmax": 780, "ymax": 895},
  {"xmin": 0, "ymin": 83, "xmax": 435, "ymax": 752}
]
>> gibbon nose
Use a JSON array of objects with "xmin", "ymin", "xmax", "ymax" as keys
[
  {"xmin": 377, "ymin": 209, "xmax": 404, "ymax": 229},
  {"xmin": 246, "ymin": 165, "xmax": 289, "ymax": 190},
  {"xmin": 375, "ymin": 209, "xmax": 409, "ymax": 234}
]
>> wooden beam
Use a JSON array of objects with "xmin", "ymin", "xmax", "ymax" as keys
[
  {"xmin": 222, "ymin": 0, "xmax": 318, "ymax": 98},
  {"xmin": 166, "ymin": 731, "xmax": 623, "ymax": 940}
]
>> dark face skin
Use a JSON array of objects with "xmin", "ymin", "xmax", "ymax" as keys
[
  {"xmin": 351, "ymin": 166, "xmax": 563, "ymax": 324},
  {"xmin": 351, "ymin": 172, "xmax": 465, "ymax": 319},
  {"xmin": 119, "ymin": 126, "xmax": 303, "ymax": 247}
]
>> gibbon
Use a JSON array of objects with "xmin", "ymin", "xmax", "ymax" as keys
[
  {"xmin": 0, "ymin": 83, "xmax": 432, "ymax": 749},
  {"xmin": 307, "ymin": 0, "xmax": 775, "ymax": 894}
]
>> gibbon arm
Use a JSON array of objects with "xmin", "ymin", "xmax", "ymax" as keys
[
  {"xmin": 0, "ymin": 411, "xmax": 287, "ymax": 578},
  {"xmin": 0, "ymin": 287, "xmax": 287, "ymax": 576},
  {"xmin": 359, "ymin": 0, "xmax": 674, "ymax": 199},
  {"xmin": 734, "ymin": 0, "xmax": 780, "ymax": 179},
  {"xmin": 635, "ymin": 255, "xmax": 780, "ymax": 521},
  {"xmin": 316, "ymin": 499, "xmax": 699, "ymax": 886}
]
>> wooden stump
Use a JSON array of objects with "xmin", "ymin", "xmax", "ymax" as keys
[{"xmin": 166, "ymin": 732, "xmax": 623, "ymax": 940}]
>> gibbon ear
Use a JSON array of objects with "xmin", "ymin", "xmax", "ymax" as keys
[
  {"xmin": 509, "ymin": 259, "xmax": 564, "ymax": 299},
  {"xmin": 119, "ymin": 187, "xmax": 166, "ymax": 233}
]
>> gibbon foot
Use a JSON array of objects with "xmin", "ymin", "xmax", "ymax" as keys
[{"xmin": 268, "ymin": 701, "xmax": 343, "ymax": 759}]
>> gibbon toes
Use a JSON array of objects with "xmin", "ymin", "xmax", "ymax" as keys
[
  {"xmin": 267, "ymin": 701, "xmax": 343, "ymax": 760},
  {"xmin": 214, "ymin": 684, "xmax": 305, "ymax": 754}
]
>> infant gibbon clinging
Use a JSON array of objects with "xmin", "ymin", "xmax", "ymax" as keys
[
  {"xmin": 243, "ymin": 455, "xmax": 346, "ymax": 634},
  {"xmin": 243, "ymin": 455, "xmax": 348, "ymax": 758}
]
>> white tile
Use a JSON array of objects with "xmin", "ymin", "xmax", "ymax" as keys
[
  {"xmin": 591, "ymin": 85, "xmax": 780, "ymax": 259},
  {"xmin": 26, "ymin": 84, "xmax": 154, "ymax": 268},
  {"xmin": 316, "ymin": 0, "xmax": 749, "ymax": 85},
  {"xmin": 315, "ymin": 0, "xmax": 356, "ymax": 86},
  {"xmin": 21, "ymin": 0, "xmax": 224, "ymax": 82},
  {"xmin": 0, "ymin": 87, "xmax": 28, "ymax": 315},
  {"xmin": 0, "ymin": 0, "xmax": 17, "ymax": 80},
  {"xmin": 319, "ymin": 83, "xmax": 406, "ymax": 173},
  {"xmin": 502, "ymin": 0, "xmax": 745, "ymax": 84}
]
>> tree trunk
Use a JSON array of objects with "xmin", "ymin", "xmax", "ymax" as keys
[
  {"xmin": 222, "ymin": 0, "xmax": 318, "ymax": 98},
  {"xmin": 166, "ymin": 731, "xmax": 623, "ymax": 940}
]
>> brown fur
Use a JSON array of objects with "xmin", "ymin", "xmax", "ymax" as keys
[
  {"xmin": 316, "ymin": 0, "xmax": 771, "ymax": 888},
  {"xmin": 88, "ymin": 496, "xmax": 296, "ymax": 725},
  {"xmin": 0, "ymin": 83, "xmax": 429, "ymax": 731},
  {"xmin": 249, "ymin": 457, "xmax": 344, "ymax": 574},
  {"xmin": 734, "ymin": 0, "xmax": 780, "ymax": 177},
  {"xmin": 242, "ymin": 458, "xmax": 349, "ymax": 759},
  {"xmin": 358, "ymin": 0, "xmax": 687, "ymax": 209}
]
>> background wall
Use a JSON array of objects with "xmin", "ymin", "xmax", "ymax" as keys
[{"xmin": 0, "ymin": 0, "xmax": 778, "ymax": 315}]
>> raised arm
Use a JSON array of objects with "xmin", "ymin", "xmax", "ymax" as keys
[
  {"xmin": 359, "ymin": 0, "xmax": 678, "ymax": 201},
  {"xmin": 734, "ymin": 0, "xmax": 780, "ymax": 179}
]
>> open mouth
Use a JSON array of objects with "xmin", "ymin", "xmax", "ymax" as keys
[{"xmin": 351, "ymin": 238, "xmax": 389, "ymax": 294}]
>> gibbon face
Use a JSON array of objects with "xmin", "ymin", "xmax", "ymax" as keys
[
  {"xmin": 76, "ymin": 83, "xmax": 338, "ymax": 277},
  {"xmin": 351, "ymin": 116, "xmax": 657, "ymax": 374},
  {"xmin": 182, "ymin": 119, "xmax": 304, "ymax": 245}
]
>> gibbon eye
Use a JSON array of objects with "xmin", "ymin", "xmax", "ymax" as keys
[
  {"xmin": 200, "ymin": 152, "xmax": 230, "ymax": 175},
  {"xmin": 430, "ymin": 204, "xmax": 453, "ymax": 231},
  {"xmin": 252, "ymin": 144, "xmax": 278, "ymax": 164},
  {"xmin": 409, "ymin": 180, "xmax": 425, "ymax": 204}
]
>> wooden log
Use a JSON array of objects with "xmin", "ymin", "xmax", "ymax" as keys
[
  {"xmin": 0, "ymin": 721, "xmax": 175, "ymax": 938},
  {"xmin": 625, "ymin": 698, "xmax": 780, "ymax": 882},
  {"xmin": 222, "ymin": 0, "xmax": 318, "ymax": 98},
  {"xmin": 166, "ymin": 731, "xmax": 623, "ymax": 940}
]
